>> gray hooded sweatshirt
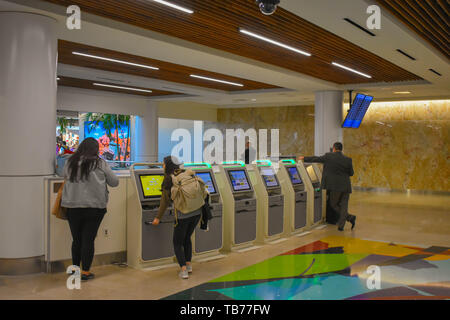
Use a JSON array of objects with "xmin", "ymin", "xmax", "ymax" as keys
[{"xmin": 61, "ymin": 158, "xmax": 119, "ymax": 209}]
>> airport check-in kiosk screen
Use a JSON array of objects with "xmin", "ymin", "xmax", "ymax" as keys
[
  {"xmin": 260, "ymin": 167, "xmax": 280, "ymax": 188},
  {"xmin": 139, "ymin": 174, "xmax": 164, "ymax": 199},
  {"xmin": 306, "ymin": 166, "xmax": 319, "ymax": 183},
  {"xmin": 227, "ymin": 169, "xmax": 252, "ymax": 192},
  {"xmin": 287, "ymin": 166, "xmax": 303, "ymax": 185},
  {"xmin": 196, "ymin": 172, "xmax": 217, "ymax": 194}
]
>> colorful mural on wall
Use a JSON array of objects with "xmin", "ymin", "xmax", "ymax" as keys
[{"xmin": 84, "ymin": 113, "xmax": 131, "ymax": 162}]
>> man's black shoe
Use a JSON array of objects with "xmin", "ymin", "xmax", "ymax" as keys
[
  {"xmin": 351, "ymin": 216, "xmax": 356, "ymax": 230},
  {"xmin": 338, "ymin": 227, "xmax": 344, "ymax": 231}
]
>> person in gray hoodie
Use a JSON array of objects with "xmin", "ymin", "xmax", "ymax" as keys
[{"xmin": 61, "ymin": 137, "xmax": 119, "ymax": 281}]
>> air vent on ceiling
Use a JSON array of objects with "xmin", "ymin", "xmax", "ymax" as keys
[
  {"xmin": 95, "ymin": 77, "xmax": 126, "ymax": 83},
  {"xmin": 343, "ymin": 18, "xmax": 376, "ymax": 37},
  {"xmin": 429, "ymin": 69, "xmax": 442, "ymax": 76},
  {"xmin": 396, "ymin": 49, "xmax": 416, "ymax": 61}
]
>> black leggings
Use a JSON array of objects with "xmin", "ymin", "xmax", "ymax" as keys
[
  {"xmin": 173, "ymin": 214, "xmax": 201, "ymax": 267},
  {"xmin": 66, "ymin": 208, "xmax": 106, "ymax": 272}
]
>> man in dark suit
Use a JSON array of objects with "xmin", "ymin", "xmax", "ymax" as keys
[
  {"xmin": 242, "ymin": 141, "xmax": 256, "ymax": 165},
  {"xmin": 298, "ymin": 142, "xmax": 356, "ymax": 231}
]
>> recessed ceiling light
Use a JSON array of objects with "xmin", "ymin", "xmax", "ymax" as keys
[
  {"xmin": 332, "ymin": 62, "xmax": 372, "ymax": 78},
  {"xmin": 57, "ymin": 77, "xmax": 61, "ymax": 80},
  {"xmin": 190, "ymin": 74, "xmax": 244, "ymax": 87},
  {"xmin": 72, "ymin": 52, "xmax": 159, "ymax": 70},
  {"xmin": 239, "ymin": 29, "xmax": 311, "ymax": 57},
  {"xmin": 251, "ymin": 99, "xmax": 257, "ymax": 101},
  {"xmin": 394, "ymin": 91, "xmax": 411, "ymax": 94},
  {"xmin": 153, "ymin": 0, "xmax": 193, "ymax": 14},
  {"xmin": 93, "ymin": 83, "xmax": 153, "ymax": 93}
]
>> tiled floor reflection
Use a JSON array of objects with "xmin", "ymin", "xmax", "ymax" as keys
[
  {"xmin": 1, "ymin": 191, "xmax": 449, "ymax": 300},
  {"xmin": 162, "ymin": 236, "xmax": 450, "ymax": 300}
]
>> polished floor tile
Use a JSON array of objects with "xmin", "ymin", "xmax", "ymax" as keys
[
  {"xmin": 0, "ymin": 191, "xmax": 449, "ymax": 300},
  {"xmin": 164, "ymin": 236, "xmax": 450, "ymax": 300}
]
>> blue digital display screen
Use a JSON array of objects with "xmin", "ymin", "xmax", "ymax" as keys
[
  {"xmin": 260, "ymin": 167, "xmax": 279, "ymax": 188},
  {"xmin": 342, "ymin": 94, "xmax": 373, "ymax": 128},
  {"xmin": 287, "ymin": 166, "xmax": 302, "ymax": 185},
  {"xmin": 196, "ymin": 172, "xmax": 217, "ymax": 194},
  {"xmin": 228, "ymin": 170, "xmax": 251, "ymax": 192}
]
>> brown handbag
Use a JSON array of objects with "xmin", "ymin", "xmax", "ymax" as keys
[{"xmin": 52, "ymin": 181, "xmax": 68, "ymax": 220}]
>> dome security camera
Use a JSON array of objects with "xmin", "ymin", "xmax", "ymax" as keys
[{"xmin": 256, "ymin": 0, "xmax": 281, "ymax": 16}]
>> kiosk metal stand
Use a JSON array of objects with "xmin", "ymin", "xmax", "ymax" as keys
[
  {"xmin": 215, "ymin": 161, "xmax": 259, "ymax": 252},
  {"xmin": 277, "ymin": 159, "xmax": 308, "ymax": 236},
  {"xmin": 183, "ymin": 163, "xmax": 226, "ymax": 262},
  {"xmin": 248, "ymin": 160, "xmax": 285, "ymax": 244},
  {"xmin": 127, "ymin": 163, "xmax": 177, "ymax": 270},
  {"xmin": 298, "ymin": 161, "xmax": 326, "ymax": 227}
]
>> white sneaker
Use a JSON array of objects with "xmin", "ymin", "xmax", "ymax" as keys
[
  {"xmin": 186, "ymin": 264, "xmax": 192, "ymax": 273},
  {"xmin": 179, "ymin": 269, "xmax": 189, "ymax": 279}
]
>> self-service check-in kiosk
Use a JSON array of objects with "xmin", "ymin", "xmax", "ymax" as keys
[
  {"xmin": 277, "ymin": 159, "xmax": 308, "ymax": 235},
  {"xmin": 302, "ymin": 162, "xmax": 326, "ymax": 226},
  {"xmin": 248, "ymin": 160, "xmax": 285, "ymax": 243},
  {"xmin": 215, "ymin": 161, "xmax": 258, "ymax": 252},
  {"xmin": 182, "ymin": 163, "xmax": 225, "ymax": 260},
  {"xmin": 127, "ymin": 163, "xmax": 176, "ymax": 269}
]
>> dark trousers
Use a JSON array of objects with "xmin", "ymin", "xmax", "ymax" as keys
[
  {"xmin": 329, "ymin": 191, "xmax": 355, "ymax": 229},
  {"xmin": 173, "ymin": 214, "xmax": 201, "ymax": 267},
  {"xmin": 66, "ymin": 208, "xmax": 105, "ymax": 272}
]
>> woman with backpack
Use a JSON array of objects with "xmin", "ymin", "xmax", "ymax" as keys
[
  {"xmin": 61, "ymin": 137, "xmax": 119, "ymax": 281},
  {"xmin": 152, "ymin": 156, "xmax": 207, "ymax": 279}
]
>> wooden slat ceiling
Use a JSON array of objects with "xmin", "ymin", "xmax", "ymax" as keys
[
  {"xmin": 58, "ymin": 40, "xmax": 279, "ymax": 92},
  {"xmin": 44, "ymin": 0, "xmax": 422, "ymax": 84},
  {"xmin": 377, "ymin": 0, "xmax": 450, "ymax": 60},
  {"xmin": 57, "ymin": 76, "xmax": 182, "ymax": 97}
]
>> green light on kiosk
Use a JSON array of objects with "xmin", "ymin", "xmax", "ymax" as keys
[
  {"xmin": 255, "ymin": 160, "xmax": 272, "ymax": 167},
  {"xmin": 281, "ymin": 159, "xmax": 296, "ymax": 165},
  {"xmin": 222, "ymin": 161, "xmax": 245, "ymax": 167},
  {"xmin": 184, "ymin": 162, "xmax": 212, "ymax": 169}
]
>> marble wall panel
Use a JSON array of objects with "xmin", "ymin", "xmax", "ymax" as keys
[
  {"xmin": 344, "ymin": 99, "xmax": 449, "ymax": 192},
  {"xmin": 212, "ymin": 100, "xmax": 449, "ymax": 191}
]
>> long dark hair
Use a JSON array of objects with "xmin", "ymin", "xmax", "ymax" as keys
[
  {"xmin": 162, "ymin": 156, "xmax": 181, "ymax": 190},
  {"xmin": 67, "ymin": 137, "xmax": 101, "ymax": 182}
]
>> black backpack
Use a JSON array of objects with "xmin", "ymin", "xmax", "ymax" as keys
[{"xmin": 200, "ymin": 194, "xmax": 213, "ymax": 230}]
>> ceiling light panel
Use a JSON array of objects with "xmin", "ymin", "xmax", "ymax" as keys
[
  {"xmin": 190, "ymin": 74, "xmax": 244, "ymax": 87},
  {"xmin": 93, "ymin": 83, "xmax": 153, "ymax": 93},
  {"xmin": 153, "ymin": 0, "xmax": 193, "ymax": 14},
  {"xmin": 239, "ymin": 28, "xmax": 311, "ymax": 57},
  {"xmin": 332, "ymin": 62, "xmax": 372, "ymax": 78},
  {"xmin": 72, "ymin": 52, "xmax": 159, "ymax": 70}
]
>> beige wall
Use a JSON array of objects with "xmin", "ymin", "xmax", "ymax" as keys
[
  {"xmin": 216, "ymin": 100, "xmax": 450, "ymax": 192},
  {"xmin": 216, "ymin": 105, "xmax": 315, "ymax": 157},
  {"xmin": 344, "ymin": 99, "xmax": 449, "ymax": 192},
  {"xmin": 157, "ymin": 101, "xmax": 218, "ymax": 122}
]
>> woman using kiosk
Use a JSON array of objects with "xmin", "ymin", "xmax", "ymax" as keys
[{"xmin": 152, "ymin": 156, "xmax": 208, "ymax": 279}]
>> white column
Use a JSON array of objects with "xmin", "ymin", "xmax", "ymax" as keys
[
  {"xmin": 134, "ymin": 101, "xmax": 158, "ymax": 163},
  {"xmin": 314, "ymin": 91, "xmax": 344, "ymax": 155},
  {"xmin": 0, "ymin": 13, "xmax": 57, "ymax": 259}
]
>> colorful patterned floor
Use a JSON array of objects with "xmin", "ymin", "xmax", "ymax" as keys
[{"xmin": 163, "ymin": 236, "xmax": 450, "ymax": 300}]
